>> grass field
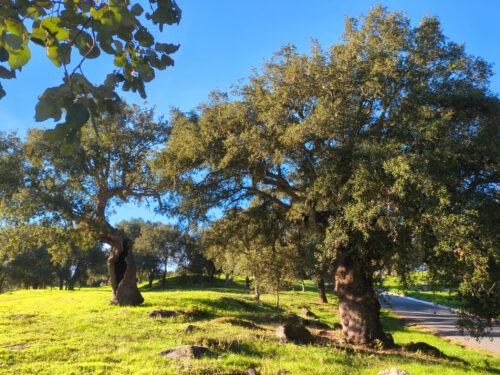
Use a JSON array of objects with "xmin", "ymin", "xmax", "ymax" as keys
[{"xmin": 0, "ymin": 277, "xmax": 498, "ymax": 374}]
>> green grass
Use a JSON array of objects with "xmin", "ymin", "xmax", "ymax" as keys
[{"xmin": 0, "ymin": 277, "xmax": 498, "ymax": 374}]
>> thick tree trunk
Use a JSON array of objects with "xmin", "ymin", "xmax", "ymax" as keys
[
  {"xmin": 301, "ymin": 279, "xmax": 305, "ymax": 292},
  {"xmin": 254, "ymin": 279, "xmax": 260, "ymax": 301},
  {"xmin": 148, "ymin": 271, "xmax": 154, "ymax": 288},
  {"xmin": 245, "ymin": 276, "xmax": 250, "ymax": 290},
  {"xmin": 318, "ymin": 275, "xmax": 328, "ymax": 303},
  {"xmin": 334, "ymin": 252, "xmax": 386, "ymax": 345},
  {"xmin": 107, "ymin": 238, "xmax": 144, "ymax": 306},
  {"xmin": 225, "ymin": 273, "xmax": 230, "ymax": 287}
]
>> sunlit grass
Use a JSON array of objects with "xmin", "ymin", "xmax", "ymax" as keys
[{"xmin": 0, "ymin": 277, "xmax": 498, "ymax": 374}]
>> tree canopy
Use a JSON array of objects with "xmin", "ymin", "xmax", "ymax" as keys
[
  {"xmin": 158, "ymin": 6, "xmax": 500, "ymax": 343},
  {"xmin": 0, "ymin": 0, "xmax": 180, "ymax": 151}
]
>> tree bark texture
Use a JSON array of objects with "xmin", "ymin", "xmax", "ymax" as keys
[
  {"xmin": 245, "ymin": 276, "xmax": 250, "ymax": 290},
  {"xmin": 318, "ymin": 275, "xmax": 328, "ymax": 303},
  {"xmin": 107, "ymin": 238, "xmax": 144, "ymax": 306},
  {"xmin": 334, "ymin": 252, "xmax": 386, "ymax": 344},
  {"xmin": 254, "ymin": 280, "xmax": 260, "ymax": 301}
]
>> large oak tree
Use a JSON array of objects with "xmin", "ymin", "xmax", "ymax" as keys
[
  {"xmin": 4, "ymin": 104, "xmax": 168, "ymax": 305},
  {"xmin": 158, "ymin": 7, "xmax": 500, "ymax": 344}
]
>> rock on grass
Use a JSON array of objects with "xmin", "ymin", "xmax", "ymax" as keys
[
  {"xmin": 159, "ymin": 345, "xmax": 214, "ymax": 360},
  {"xmin": 212, "ymin": 317, "xmax": 264, "ymax": 330},
  {"xmin": 275, "ymin": 323, "xmax": 314, "ymax": 344},
  {"xmin": 148, "ymin": 310, "xmax": 178, "ymax": 318},
  {"xmin": 378, "ymin": 369, "xmax": 412, "ymax": 375}
]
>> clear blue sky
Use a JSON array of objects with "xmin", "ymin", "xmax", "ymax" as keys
[{"xmin": 1, "ymin": 0, "xmax": 499, "ymax": 225}]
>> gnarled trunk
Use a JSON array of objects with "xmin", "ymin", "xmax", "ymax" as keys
[
  {"xmin": 107, "ymin": 238, "xmax": 144, "ymax": 306},
  {"xmin": 254, "ymin": 279, "xmax": 260, "ymax": 301},
  {"xmin": 318, "ymin": 275, "xmax": 328, "ymax": 303},
  {"xmin": 334, "ymin": 252, "xmax": 386, "ymax": 344}
]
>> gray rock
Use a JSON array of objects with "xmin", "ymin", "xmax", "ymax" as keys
[
  {"xmin": 378, "ymin": 368, "xmax": 412, "ymax": 375},
  {"xmin": 184, "ymin": 324, "xmax": 197, "ymax": 333},
  {"xmin": 300, "ymin": 308, "xmax": 318, "ymax": 320},
  {"xmin": 148, "ymin": 309, "xmax": 178, "ymax": 318},
  {"xmin": 245, "ymin": 366, "xmax": 260, "ymax": 375},
  {"xmin": 275, "ymin": 323, "xmax": 314, "ymax": 344},
  {"xmin": 158, "ymin": 345, "xmax": 214, "ymax": 360}
]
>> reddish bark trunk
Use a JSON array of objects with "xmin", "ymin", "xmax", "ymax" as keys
[
  {"xmin": 107, "ymin": 238, "xmax": 144, "ymax": 306},
  {"xmin": 318, "ymin": 275, "xmax": 328, "ymax": 303},
  {"xmin": 334, "ymin": 252, "xmax": 386, "ymax": 344}
]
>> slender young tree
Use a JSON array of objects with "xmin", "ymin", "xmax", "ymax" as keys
[
  {"xmin": 7, "ymin": 104, "xmax": 169, "ymax": 305},
  {"xmin": 158, "ymin": 7, "xmax": 500, "ymax": 343}
]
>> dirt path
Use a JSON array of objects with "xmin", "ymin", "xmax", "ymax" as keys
[{"xmin": 380, "ymin": 292, "xmax": 500, "ymax": 355}]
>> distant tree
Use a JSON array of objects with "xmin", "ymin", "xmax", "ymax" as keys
[
  {"xmin": 0, "ymin": 224, "xmax": 106, "ymax": 290},
  {"xmin": 4, "ymin": 103, "xmax": 169, "ymax": 305},
  {"xmin": 3, "ymin": 244, "xmax": 56, "ymax": 289},
  {"xmin": 0, "ymin": 0, "xmax": 181, "ymax": 150},
  {"xmin": 134, "ymin": 222, "xmax": 184, "ymax": 288},
  {"xmin": 203, "ymin": 202, "xmax": 297, "ymax": 306},
  {"xmin": 158, "ymin": 7, "xmax": 500, "ymax": 343}
]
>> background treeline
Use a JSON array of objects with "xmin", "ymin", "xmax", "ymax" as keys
[
  {"xmin": 0, "ymin": 216, "xmax": 331, "ymax": 304},
  {"xmin": 0, "ymin": 220, "xmax": 216, "ymax": 293}
]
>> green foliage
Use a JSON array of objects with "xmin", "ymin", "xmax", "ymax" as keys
[
  {"xmin": 0, "ymin": 0, "xmax": 181, "ymax": 146},
  {"xmin": 0, "ymin": 224, "xmax": 107, "ymax": 291},
  {"xmin": 158, "ymin": 6, "xmax": 500, "ymax": 334},
  {"xmin": 203, "ymin": 203, "xmax": 299, "ymax": 306},
  {"xmin": 118, "ymin": 219, "xmax": 188, "ymax": 285}
]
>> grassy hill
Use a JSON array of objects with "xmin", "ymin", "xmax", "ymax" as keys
[{"xmin": 0, "ymin": 277, "xmax": 498, "ymax": 374}]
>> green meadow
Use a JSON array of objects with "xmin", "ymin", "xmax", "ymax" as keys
[{"xmin": 0, "ymin": 278, "xmax": 498, "ymax": 375}]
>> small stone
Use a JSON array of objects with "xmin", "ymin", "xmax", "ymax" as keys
[
  {"xmin": 378, "ymin": 368, "xmax": 412, "ymax": 375},
  {"xmin": 148, "ymin": 309, "xmax": 178, "ymax": 318},
  {"xmin": 300, "ymin": 308, "xmax": 318, "ymax": 320},
  {"xmin": 275, "ymin": 323, "xmax": 314, "ymax": 344},
  {"xmin": 159, "ymin": 345, "xmax": 214, "ymax": 360},
  {"xmin": 184, "ymin": 324, "xmax": 197, "ymax": 333},
  {"xmin": 246, "ymin": 365, "xmax": 260, "ymax": 375}
]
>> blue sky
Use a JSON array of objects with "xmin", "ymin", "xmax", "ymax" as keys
[{"xmin": 1, "ymin": 0, "xmax": 499, "ymax": 225}]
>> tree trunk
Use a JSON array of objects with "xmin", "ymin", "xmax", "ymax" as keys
[
  {"xmin": 318, "ymin": 275, "xmax": 328, "ymax": 303},
  {"xmin": 275, "ymin": 290, "xmax": 279, "ymax": 308},
  {"xmin": 334, "ymin": 252, "xmax": 386, "ymax": 345},
  {"xmin": 107, "ymin": 237, "xmax": 144, "ymax": 306},
  {"xmin": 254, "ymin": 279, "xmax": 260, "ymax": 301},
  {"xmin": 161, "ymin": 262, "xmax": 167, "ymax": 289},
  {"xmin": 148, "ymin": 271, "xmax": 154, "ymax": 288},
  {"xmin": 301, "ymin": 279, "xmax": 305, "ymax": 292},
  {"xmin": 245, "ymin": 276, "xmax": 250, "ymax": 290},
  {"xmin": 225, "ymin": 273, "xmax": 230, "ymax": 287}
]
